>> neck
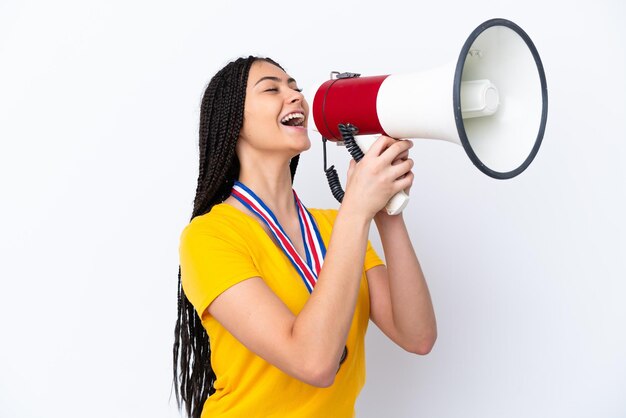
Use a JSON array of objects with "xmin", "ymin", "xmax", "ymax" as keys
[{"xmin": 237, "ymin": 154, "xmax": 296, "ymax": 217}]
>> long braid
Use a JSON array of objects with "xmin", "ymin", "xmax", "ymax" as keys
[{"xmin": 173, "ymin": 56, "xmax": 299, "ymax": 418}]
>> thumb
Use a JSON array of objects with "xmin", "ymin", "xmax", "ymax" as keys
[{"xmin": 347, "ymin": 159, "xmax": 357, "ymax": 179}]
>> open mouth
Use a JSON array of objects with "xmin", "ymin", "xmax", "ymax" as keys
[{"xmin": 280, "ymin": 112, "xmax": 305, "ymax": 128}]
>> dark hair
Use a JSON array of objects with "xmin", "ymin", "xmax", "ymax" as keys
[{"xmin": 173, "ymin": 56, "xmax": 300, "ymax": 418}]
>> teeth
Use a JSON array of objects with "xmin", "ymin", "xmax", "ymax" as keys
[{"xmin": 281, "ymin": 112, "xmax": 304, "ymax": 123}]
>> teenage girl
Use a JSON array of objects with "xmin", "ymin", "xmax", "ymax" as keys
[{"xmin": 173, "ymin": 56, "xmax": 436, "ymax": 418}]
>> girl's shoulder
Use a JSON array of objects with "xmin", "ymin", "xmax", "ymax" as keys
[{"xmin": 181, "ymin": 203, "xmax": 254, "ymax": 242}]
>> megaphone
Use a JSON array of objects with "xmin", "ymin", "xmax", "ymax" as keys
[{"xmin": 306, "ymin": 18, "xmax": 548, "ymax": 215}]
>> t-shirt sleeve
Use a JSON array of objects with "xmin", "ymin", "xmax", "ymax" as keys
[
  {"xmin": 364, "ymin": 237, "xmax": 385, "ymax": 271},
  {"xmin": 179, "ymin": 219, "xmax": 261, "ymax": 318}
]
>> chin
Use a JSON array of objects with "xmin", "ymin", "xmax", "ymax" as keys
[
  {"xmin": 295, "ymin": 135, "xmax": 312, "ymax": 153},
  {"xmin": 284, "ymin": 130, "xmax": 311, "ymax": 151}
]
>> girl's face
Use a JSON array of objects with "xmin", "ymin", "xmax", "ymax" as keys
[{"xmin": 238, "ymin": 60, "xmax": 311, "ymax": 158}]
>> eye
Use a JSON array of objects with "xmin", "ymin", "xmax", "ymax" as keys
[
  {"xmin": 264, "ymin": 87, "xmax": 279, "ymax": 92},
  {"xmin": 293, "ymin": 87, "xmax": 303, "ymax": 93}
]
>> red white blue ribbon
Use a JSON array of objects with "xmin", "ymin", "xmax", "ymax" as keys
[{"xmin": 231, "ymin": 181, "xmax": 326, "ymax": 293}]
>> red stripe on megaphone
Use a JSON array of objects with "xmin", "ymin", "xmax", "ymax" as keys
[{"xmin": 312, "ymin": 75, "xmax": 389, "ymax": 140}]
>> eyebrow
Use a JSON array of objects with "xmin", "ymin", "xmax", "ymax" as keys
[{"xmin": 254, "ymin": 76, "xmax": 297, "ymax": 86}]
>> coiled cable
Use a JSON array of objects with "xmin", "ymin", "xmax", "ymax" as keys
[
  {"xmin": 324, "ymin": 123, "xmax": 363, "ymax": 203},
  {"xmin": 340, "ymin": 123, "xmax": 364, "ymax": 162}
]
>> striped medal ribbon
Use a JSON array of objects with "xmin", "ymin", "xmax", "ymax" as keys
[{"xmin": 231, "ymin": 181, "xmax": 327, "ymax": 293}]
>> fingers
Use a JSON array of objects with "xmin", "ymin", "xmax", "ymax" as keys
[
  {"xmin": 392, "ymin": 149, "xmax": 410, "ymax": 164},
  {"xmin": 389, "ymin": 153, "xmax": 414, "ymax": 197},
  {"xmin": 366, "ymin": 135, "xmax": 397, "ymax": 157},
  {"xmin": 388, "ymin": 158, "xmax": 414, "ymax": 182},
  {"xmin": 355, "ymin": 136, "xmax": 414, "ymax": 191},
  {"xmin": 395, "ymin": 170, "xmax": 414, "ymax": 194},
  {"xmin": 368, "ymin": 136, "xmax": 414, "ymax": 177},
  {"xmin": 365, "ymin": 136, "xmax": 411, "ymax": 157},
  {"xmin": 380, "ymin": 139, "xmax": 413, "ymax": 165}
]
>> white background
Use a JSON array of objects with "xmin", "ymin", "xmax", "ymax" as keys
[{"xmin": 1, "ymin": 1, "xmax": 625, "ymax": 417}]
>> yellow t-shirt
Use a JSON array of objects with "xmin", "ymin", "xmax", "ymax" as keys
[{"xmin": 179, "ymin": 203, "xmax": 384, "ymax": 417}]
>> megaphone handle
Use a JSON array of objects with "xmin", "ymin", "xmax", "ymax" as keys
[
  {"xmin": 385, "ymin": 190, "xmax": 410, "ymax": 215},
  {"xmin": 353, "ymin": 135, "xmax": 410, "ymax": 216}
]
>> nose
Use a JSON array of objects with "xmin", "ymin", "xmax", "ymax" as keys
[{"xmin": 286, "ymin": 89, "xmax": 304, "ymax": 104}]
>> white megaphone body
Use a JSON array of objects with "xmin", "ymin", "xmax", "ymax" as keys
[{"xmin": 306, "ymin": 18, "xmax": 548, "ymax": 215}]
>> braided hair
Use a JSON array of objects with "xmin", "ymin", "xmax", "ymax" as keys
[{"xmin": 173, "ymin": 56, "xmax": 300, "ymax": 418}]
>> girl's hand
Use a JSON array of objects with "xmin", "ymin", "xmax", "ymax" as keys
[
  {"xmin": 389, "ymin": 140, "xmax": 414, "ymax": 196},
  {"xmin": 342, "ymin": 136, "xmax": 414, "ymax": 220}
]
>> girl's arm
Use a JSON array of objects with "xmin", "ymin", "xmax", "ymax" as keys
[
  {"xmin": 207, "ymin": 136, "xmax": 414, "ymax": 387},
  {"xmin": 367, "ymin": 211, "xmax": 437, "ymax": 354}
]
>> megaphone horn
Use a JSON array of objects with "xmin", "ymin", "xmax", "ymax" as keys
[{"xmin": 307, "ymin": 18, "xmax": 548, "ymax": 214}]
